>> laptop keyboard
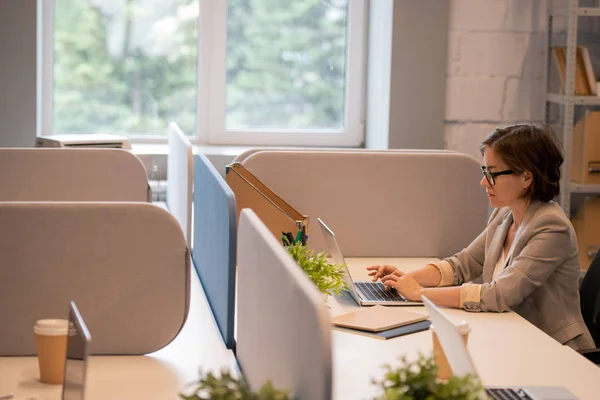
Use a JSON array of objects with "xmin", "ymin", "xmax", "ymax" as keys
[
  {"xmin": 486, "ymin": 388, "xmax": 533, "ymax": 400},
  {"xmin": 355, "ymin": 281, "xmax": 406, "ymax": 302}
]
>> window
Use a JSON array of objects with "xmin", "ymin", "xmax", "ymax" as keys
[
  {"xmin": 41, "ymin": 0, "xmax": 366, "ymax": 146},
  {"xmin": 42, "ymin": 0, "xmax": 198, "ymax": 138}
]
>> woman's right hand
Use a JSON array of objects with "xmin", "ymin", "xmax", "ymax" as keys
[{"xmin": 366, "ymin": 265, "xmax": 404, "ymax": 282}]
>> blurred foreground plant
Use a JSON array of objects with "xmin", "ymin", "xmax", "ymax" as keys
[
  {"xmin": 180, "ymin": 370, "xmax": 290, "ymax": 400},
  {"xmin": 372, "ymin": 354, "xmax": 487, "ymax": 400}
]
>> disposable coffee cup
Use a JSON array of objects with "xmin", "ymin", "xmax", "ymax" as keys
[
  {"xmin": 431, "ymin": 321, "xmax": 470, "ymax": 380},
  {"xmin": 34, "ymin": 319, "xmax": 69, "ymax": 384}
]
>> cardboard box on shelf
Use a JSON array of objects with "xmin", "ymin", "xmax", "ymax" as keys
[
  {"xmin": 553, "ymin": 46, "xmax": 596, "ymax": 95},
  {"xmin": 572, "ymin": 197, "xmax": 600, "ymax": 270},
  {"xmin": 571, "ymin": 111, "xmax": 600, "ymax": 184}
]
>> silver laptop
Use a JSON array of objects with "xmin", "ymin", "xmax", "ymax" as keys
[
  {"xmin": 62, "ymin": 301, "xmax": 92, "ymax": 400},
  {"xmin": 421, "ymin": 296, "xmax": 578, "ymax": 400},
  {"xmin": 317, "ymin": 217, "xmax": 420, "ymax": 306}
]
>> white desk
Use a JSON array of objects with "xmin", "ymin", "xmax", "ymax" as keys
[
  {"xmin": 332, "ymin": 258, "xmax": 600, "ymax": 400},
  {"xmin": 0, "ymin": 270, "xmax": 237, "ymax": 400},
  {"xmin": 3, "ymin": 258, "xmax": 598, "ymax": 400}
]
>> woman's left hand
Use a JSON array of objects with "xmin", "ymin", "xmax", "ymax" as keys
[{"xmin": 380, "ymin": 274, "xmax": 424, "ymax": 301}]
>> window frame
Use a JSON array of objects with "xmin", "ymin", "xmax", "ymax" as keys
[
  {"xmin": 40, "ymin": 0, "xmax": 368, "ymax": 147},
  {"xmin": 39, "ymin": 0, "xmax": 54, "ymax": 140}
]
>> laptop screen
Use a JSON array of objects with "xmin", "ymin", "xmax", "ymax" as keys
[
  {"xmin": 62, "ymin": 302, "xmax": 92, "ymax": 400},
  {"xmin": 316, "ymin": 218, "xmax": 363, "ymax": 302},
  {"xmin": 317, "ymin": 218, "xmax": 345, "ymax": 266}
]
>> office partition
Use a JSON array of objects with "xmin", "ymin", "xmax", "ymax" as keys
[
  {"xmin": 237, "ymin": 209, "xmax": 331, "ymax": 400},
  {"xmin": 0, "ymin": 148, "xmax": 150, "ymax": 201},
  {"xmin": 192, "ymin": 153, "xmax": 237, "ymax": 350},
  {"xmin": 167, "ymin": 122, "xmax": 194, "ymax": 247},
  {"xmin": 0, "ymin": 202, "xmax": 188, "ymax": 355},
  {"xmin": 238, "ymin": 150, "xmax": 488, "ymax": 258}
]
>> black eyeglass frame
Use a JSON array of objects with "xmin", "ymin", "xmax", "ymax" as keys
[{"xmin": 481, "ymin": 167, "xmax": 514, "ymax": 186}]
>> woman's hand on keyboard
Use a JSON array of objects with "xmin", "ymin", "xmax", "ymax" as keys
[
  {"xmin": 366, "ymin": 265, "xmax": 404, "ymax": 282},
  {"xmin": 381, "ymin": 274, "xmax": 423, "ymax": 301}
]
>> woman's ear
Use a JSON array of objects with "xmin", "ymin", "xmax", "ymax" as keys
[{"xmin": 522, "ymin": 171, "xmax": 533, "ymax": 189}]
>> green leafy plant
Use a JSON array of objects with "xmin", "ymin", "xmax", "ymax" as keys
[
  {"xmin": 282, "ymin": 236, "xmax": 349, "ymax": 296},
  {"xmin": 180, "ymin": 370, "xmax": 290, "ymax": 400},
  {"xmin": 372, "ymin": 354, "xmax": 487, "ymax": 400}
]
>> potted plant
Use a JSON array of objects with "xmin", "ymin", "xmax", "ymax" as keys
[
  {"xmin": 180, "ymin": 370, "xmax": 290, "ymax": 400},
  {"xmin": 282, "ymin": 235, "xmax": 348, "ymax": 297},
  {"xmin": 372, "ymin": 354, "xmax": 486, "ymax": 400}
]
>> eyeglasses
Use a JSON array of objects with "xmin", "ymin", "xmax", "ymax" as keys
[{"xmin": 481, "ymin": 167, "xmax": 514, "ymax": 186}]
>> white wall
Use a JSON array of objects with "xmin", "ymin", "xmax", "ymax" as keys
[
  {"xmin": 0, "ymin": 0, "xmax": 37, "ymax": 147},
  {"xmin": 444, "ymin": 0, "xmax": 547, "ymax": 160},
  {"xmin": 389, "ymin": 0, "xmax": 449, "ymax": 150},
  {"xmin": 366, "ymin": 0, "xmax": 449, "ymax": 150}
]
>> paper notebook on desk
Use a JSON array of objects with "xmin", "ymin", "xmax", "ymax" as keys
[
  {"xmin": 333, "ymin": 320, "xmax": 432, "ymax": 340},
  {"xmin": 332, "ymin": 305, "xmax": 427, "ymax": 332},
  {"xmin": 331, "ymin": 305, "xmax": 431, "ymax": 340}
]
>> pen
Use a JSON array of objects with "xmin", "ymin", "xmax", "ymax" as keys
[
  {"xmin": 294, "ymin": 229, "xmax": 303, "ymax": 244},
  {"xmin": 301, "ymin": 225, "xmax": 307, "ymax": 246}
]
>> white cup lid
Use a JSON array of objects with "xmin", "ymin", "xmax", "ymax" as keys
[
  {"xmin": 430, "ymin": 321, "xmax": 471, "ymax": 335},
  {"xmin": 456, "ymin": 320, "xmax": 471, "ymax": 335},
  {"xmin": 34, "ymin": 319, "xmax": 69, "ymax": 336}
]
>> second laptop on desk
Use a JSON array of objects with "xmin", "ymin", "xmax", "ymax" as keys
[
  {"xmin": 317, "ymin": 218, "xmax": 421, "ymax": 306},
  {"xmin": 422, "ymin": 296, "xmax": 577, "ymax": 400}
]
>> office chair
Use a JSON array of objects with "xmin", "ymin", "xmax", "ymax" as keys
[{"xmin": 579, "ymin": 251, "xmax": 600, "ymax": 364}]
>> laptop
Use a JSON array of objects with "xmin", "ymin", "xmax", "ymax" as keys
[
  {"xmin": 62, "ymin": 301, "xmax": 92, "ymax": 400},
  {"xmin": 421, "ymin": 296, "xmax": 578, "ymax": 400},
  {"xmin": 317, "ymin": 217, "xmax": 420, "ymax": 306}
]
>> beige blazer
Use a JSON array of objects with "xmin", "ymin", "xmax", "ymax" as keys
[{"xmin": 435, "ymin": 200, "xmax": 595, "ymax": 350}]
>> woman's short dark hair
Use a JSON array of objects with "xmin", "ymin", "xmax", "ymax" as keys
[{"xmin": 479, "ymin": 124, "xmax": 564, "ymax": 203}]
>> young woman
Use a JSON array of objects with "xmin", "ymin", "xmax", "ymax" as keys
[{"xmin": 368, "ymin": 124, "xmax": 595, "ymax": 350}]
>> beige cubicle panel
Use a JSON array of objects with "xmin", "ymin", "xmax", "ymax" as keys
[
  {"xmin": 0, "ymin": 148, "xmax": 150, "ymax": 201},
  {"xmin": 238, "ymin": 150, "xmax": 488, "ymax": 258},
  {"xmin": 237, "ymin": 209, "xmax": 331, "ymax": 400},
  {"xmin": 233, "ymin": 148, "xmax": 451, "ymax": 164},
  {"xmin": 0, "ymin": 202, "xmax": 189, "ymax": 356}
]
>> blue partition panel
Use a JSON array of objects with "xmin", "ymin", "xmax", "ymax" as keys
[{"xmin": 192, "ymin": 154, "xmax": 237, "ymax": 350}]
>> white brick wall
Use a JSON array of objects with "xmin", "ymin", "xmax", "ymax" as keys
[
  {"xmin": 444, "ymin": 123, "xmax": 500, "ymax": 156},
  {"xmin": 445, "ymin": 77, "xmax": 505, "ymax": 121},
  {"xmin": 444, "ymin": 0, "xmax": 548, "ymax": 159}
]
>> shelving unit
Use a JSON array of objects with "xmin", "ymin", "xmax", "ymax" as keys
[
  {"xmin": 549, "ymin": 6, "xmax": 600, "ymax": 16},
  {"xmin": 545, "ymin": 0, "xmax": 600, "ymax": 217},
  {"xmin": 547, "ymin": 93, "xmax": 600, "ymax": 105}
]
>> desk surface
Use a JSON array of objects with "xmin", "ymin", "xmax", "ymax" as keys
[
  {"xmin": 0, "ymin": 270, "xmax": 236, "ymax": 400},
  {"xmin": 332, "ymin": 258, "xmax": 600, "ymax": 400},
  {"xmin": 2, "ymin": 258, "xmax": 599, "ymax": 400}
]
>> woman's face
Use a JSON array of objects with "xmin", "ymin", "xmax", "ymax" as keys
[{"xmin": 480, "ymin": 147, "xmax": 531, "ymax": 208}]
